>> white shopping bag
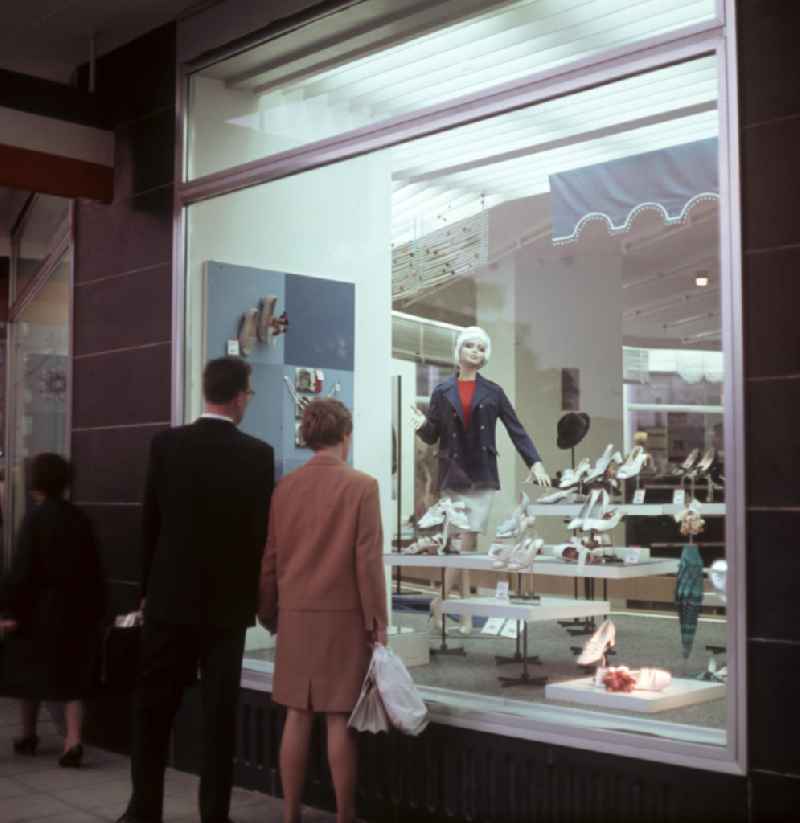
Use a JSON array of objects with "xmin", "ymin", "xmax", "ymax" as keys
[
  {"xmin": 348, "ymin": 657, "xmax": 390, "ymax": 734},
  {"xmin": 371, "ymin": 645, "xmax": 429, "ymax": 736}
]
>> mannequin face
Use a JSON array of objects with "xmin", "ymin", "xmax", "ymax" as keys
[{"xmin": 459, "ymin": 337, "xmax": 487, "ymax": 370}]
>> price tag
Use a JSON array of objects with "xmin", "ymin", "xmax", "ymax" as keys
[
  {"xmin": 481, "ymin": 617, "xmax": 505, "ymax": 636},
  {"xmin": 672, "ymin": 489, "xmax": 686, "ymax": 507},
  {"xmin": 632, "ymin": 488, "xmax": 646, "ymax": 505},
  {"xmin": 624, "ymin": 547, "xmax": 642, "ymax": 565},
  {"xmin": 227, "ymin": 339, "xmax": 240, "ymax": 356},
  {"xmin": 495, "ymin": 580, "xmax": 510, "ymax": 601},
  {"xmin": 500, "ymin": 619, "xmax": 519, "ymax": 639}
]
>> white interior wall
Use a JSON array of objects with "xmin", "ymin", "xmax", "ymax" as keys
[{"xmin": 186, "ymin": 151, "xmax": 394, "ymax": 650}]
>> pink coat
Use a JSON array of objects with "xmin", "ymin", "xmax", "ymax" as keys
[{"xmin": 258, "ymin": 452, "xmax": 388, "ymax": 711}]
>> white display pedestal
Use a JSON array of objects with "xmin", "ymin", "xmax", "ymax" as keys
[
  {"xmin": 388, "ymin": 625, "xmax": 429, "ymax": 668},
  {"xmin": 545, "ymin": 676, "xmax": 725, "ymax": 713}
]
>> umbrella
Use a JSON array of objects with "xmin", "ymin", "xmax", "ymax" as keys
[{"xmin": 675, "ymin": 544, "xmax": 704, "ymax": 658}]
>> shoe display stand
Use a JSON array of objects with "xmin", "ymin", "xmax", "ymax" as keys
[
  {"xmin": 526, "ymin": 503, "xmax": 726, "ymax": 517},
  {"xmin": 545, "ymin": 676, "xmax": 725, "ymax": 713},
  {"xmin": 387, "ymin": 553, "xmax": 678, "ymax": 662},
  {"xmin": 438, "ymin": 596, "xmax": 611, "ymax": 687}
]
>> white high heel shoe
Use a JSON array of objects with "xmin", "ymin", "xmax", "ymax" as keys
[
  {"xmin": 577, "ymin": 618, "xmax": 616, "ymax": 666},
  {"xmin": 536, "ymin": 488, "xmax": 577, "ymax": 504},
  {"xmin": 567, "ymin": 488, "xmax": 600, "ymax": 530},
  {"xmin": 616, "ymin": 446, "xmax": 649, "ymax": 480},
  {"xmin": 558, "ymin": 458, "xmax": 592, "ymax": 489},
  {"xmin": 488, "ymin": 541, "xmax": 516, "ymax": 569},
  {"xmin": 442, "ymin": 498, "xmax": 471, "ymax": 531},
  {"xmin": 583, "ymin": 444, "xmax": 616, "ymax": 484},
  {"xmin": 506, "ymin": 537, "xmax": 544, "ymax": 571},
  {"xmin": 574, "ymin": 488, "xmax": 607, "ymax": 531},
  {"xmin": 495, "ymin": 491, "xmax": 531, "ymax": 538}
]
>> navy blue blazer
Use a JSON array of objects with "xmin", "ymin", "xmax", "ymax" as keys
[{"xmin": 416, "ymin": 373, "xmax": 541, "ymax": 492}]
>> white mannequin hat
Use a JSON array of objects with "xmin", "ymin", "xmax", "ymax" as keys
[{"xmin": 454, "ymin": 326, "xmax": 491, "ymax": 366}]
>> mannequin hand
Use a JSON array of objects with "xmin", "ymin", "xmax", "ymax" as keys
[
  {"xmin": 410, "ymin": 405, "xmax": 427, "ymax": 431},
  {"xmin": 525, "ymin": 462, "xmax": 551, "ymax": 487}
]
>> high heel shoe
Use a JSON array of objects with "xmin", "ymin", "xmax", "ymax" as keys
[
  {"xmin": 506, "ymin": 537, "xmax": 544, "ymax": 571},
  {"xmin": 567, "ymin": 488, "xmax": 600, "ymax": 530},
  {"xmin": 583, "ymin": 444, "xmax": 617, "ymax": 484},
  {"xmin": 59, "ymin": 744, "xmax": 83, "ymax": 768},
  {"xmin": 495, "ymin": 491, "xmax": 530, "ymax": 538},
  {"xmin": 13, "ymin": 734, "xmax": 38, "ymax": 756},
  {"xmin": 558, "ymin": 458, "xmax": 591, "ymax": 489},
  {"xmin": 488, "ymin": 540, "xmax": 516, "ymax": 569},
  {"xmin": 577, "ymin": 619, "xmax": 616, "ymax": 666},
  {"xmin": 616, "ymin": 446, "xmax": 649, "ymax": 480},
  {"xmin": 672, "ymin": 448, "xmax": 700, "ymax": 476}
]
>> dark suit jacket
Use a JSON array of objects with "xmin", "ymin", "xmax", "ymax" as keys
[
  {"xmin": 141, "ymin": 417, "xmax": 274, "ymax": 628},
  {"xmin": 416, "ymin": 373, "xmax": 540, "ymax": 491}
]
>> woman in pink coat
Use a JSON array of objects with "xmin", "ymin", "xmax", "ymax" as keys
[{"xmin": 259, "ymin": 398, "xmax": 388, "ymax": 823}]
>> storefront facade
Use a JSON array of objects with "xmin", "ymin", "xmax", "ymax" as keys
[{"xmin": 58, "ymin": 1, "xmax": 800, "ymax": 820}]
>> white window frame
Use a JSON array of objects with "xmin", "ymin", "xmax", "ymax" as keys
[{"xmin": 172, "ymin": 0, "xmax": 745, "ymax": 774}]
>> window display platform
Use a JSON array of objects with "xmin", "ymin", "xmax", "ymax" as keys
[
  {"xmin": 545, "ymin": 676, "xmax": 725, "ymax": 713},
  {"xmin": 387, "ymin": 552, "xmax": 679, "ymax": 579},
  {"xmin": 526, "ymin": 503, "xmax": 726, "ymax": 517},
  {"xmin": 438, "ymin": 595, "xmax": 609, "ymax": 622}
]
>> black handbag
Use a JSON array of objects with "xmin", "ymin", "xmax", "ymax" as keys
[{"xmin": 99, "ymin": 624, "xmax": 142, "ymax": 692}]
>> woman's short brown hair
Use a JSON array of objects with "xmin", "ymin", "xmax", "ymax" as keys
[{"xmin": 300, "ymin": 398, "xmax": 353, "ymax": 450}]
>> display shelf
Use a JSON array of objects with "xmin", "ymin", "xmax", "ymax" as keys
[
  {"xmin": 526, "ymin": 502, "xmax": 726, "ymax": 517},
  {"xmin": 438, "ymin": 595, "xmax": 610, "ymax": 622},
  {"xmin": 386, "ymin": 552, "xmax": 679, "ymax": 579},
  {"xmin": 545, "ymin": 676, "xmax": 725, "ymax": 713}
]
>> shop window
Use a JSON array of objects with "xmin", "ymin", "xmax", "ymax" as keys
[
  {"xmin": 186, "ymin": 0, "xmax": 716, "ymax": 180},
  {"xmin": 185, "ymin": 49, "xmax": 730, "ymax": 750},
  {"xmin": 13, "ymin": 195, "xmax": 70, "ymax": 301}
]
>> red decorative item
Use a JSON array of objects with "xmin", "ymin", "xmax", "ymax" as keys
[{"xmin": 602, "ymin": 667, "xmax": 637, "ymax": 693}]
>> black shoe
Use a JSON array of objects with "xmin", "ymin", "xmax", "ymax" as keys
[
  {"xmin": 58, "ymin": 743, "xmax": 83, "ymax": 768},
  {"xmin": 115, "ymin": 814, "xmax": 162, "ymax": 823},
  {"xmin": 13, "ymin": 734, "xmax": 38, "ymax": 755}
]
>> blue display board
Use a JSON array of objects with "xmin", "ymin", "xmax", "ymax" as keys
[{"xmin": 205, "ymin": 261, "xmax": 355, "ymax": 478}]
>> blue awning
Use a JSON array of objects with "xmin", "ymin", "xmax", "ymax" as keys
[{"xmin": 550, "ymin": 138, "xmax": 718, "ymax": 244}]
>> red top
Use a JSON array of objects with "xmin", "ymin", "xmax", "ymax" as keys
[{"xmin": 458, "ymin": 379, "xmax": 476, "ymax": 428}]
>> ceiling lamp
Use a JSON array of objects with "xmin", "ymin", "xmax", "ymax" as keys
[{"xmin": 695, "ymin": 270, "xmax": 710, "ymax": 287}]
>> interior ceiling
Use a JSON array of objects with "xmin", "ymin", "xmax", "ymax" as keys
[{"xmin": 0, "ymin": 0, "xmax": 212, "ymax": 82}]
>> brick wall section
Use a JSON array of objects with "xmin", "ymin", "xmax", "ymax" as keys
[
  {"xmin": 72, "ymin": 23, "xmax": 176, "ymax": 620},
  {"xmin": 737, "ymin": 1, "xmax": 800, "ymax": 818}
]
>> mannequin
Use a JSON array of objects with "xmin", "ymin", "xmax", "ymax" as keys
[{"xmin": 412, "ymin": 326, "xmax": 550, "ymax": 633}]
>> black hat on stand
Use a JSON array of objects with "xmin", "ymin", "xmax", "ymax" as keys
[{"xmin": 557, "ymin": 412, "xmax": 591, "ymax": 449}]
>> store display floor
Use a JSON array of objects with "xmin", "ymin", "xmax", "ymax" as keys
[{"xmin": 249, "ymin": 610, "xmax": 727, "ymax": 729}]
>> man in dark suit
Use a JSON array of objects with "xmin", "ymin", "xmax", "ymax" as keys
[{"xmin": 118, "ymin": 357, "xmax": 274, "ymax": 823}]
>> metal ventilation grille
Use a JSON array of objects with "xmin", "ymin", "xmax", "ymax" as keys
[
  {"xmin": 623, "ymin": 346, "xmax": 650, "ymax": 383},
  {"xmin": 392, "ymin": 210, "xmax": 488, "ymax": 305},
  {"xmin": 392, "ymin": 312, "xmax": 462, "ymax": 365}
]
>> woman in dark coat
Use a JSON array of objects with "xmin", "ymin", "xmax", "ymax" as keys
[{"xmin": 0, "ymin": 453, "xmax": 106, "ymax": 767}]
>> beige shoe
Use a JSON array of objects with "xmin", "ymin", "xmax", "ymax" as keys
[{"xmin": 237, "ymin": 308, "xmax": 259, "ymax": 356}]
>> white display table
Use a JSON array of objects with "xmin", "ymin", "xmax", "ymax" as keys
[
  {"xmin": 437, "ymin": 595, "xmax": 610, "ymax": 622},
  {"xmin": 435, "ymin": 596, "xmax": 611, "ymax": 688},
  {"xmin": 545, "ymin": 676, "xmax": 725, "ymax": 713},
  {"xmin": 386, "ymin": 552, "xmax": 678, "ymax": 580},
  {"xmin": 525, "ymin": 502, "xmax": 726, "ymax": 517}
]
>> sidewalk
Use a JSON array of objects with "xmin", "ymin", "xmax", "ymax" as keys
[{"xmin": 0, "ymin": 698, "xmax": 337, "ymax": 823}]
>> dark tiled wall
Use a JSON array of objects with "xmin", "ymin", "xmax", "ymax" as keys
[
  {"xmin": 738, "ymin": 1, "xmax": 800, "ymax": 818},
  {"xmin": 73, "ymin": 23, "xmax": 176, "ymax": 619}
]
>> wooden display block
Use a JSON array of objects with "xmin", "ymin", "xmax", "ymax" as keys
[{"xmin": 545, "ymin": 676, "xmax": 725, "ymax": 713}]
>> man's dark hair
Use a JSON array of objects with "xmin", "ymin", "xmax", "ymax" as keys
[
  {"xmin": 203, "ymin": 357, "xmax": 251, "ymax": 404},
  {"xmin": 31, "ymin": 452, "xmax": 73, "ymax": 498}
]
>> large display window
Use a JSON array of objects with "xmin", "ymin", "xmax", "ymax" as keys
[{"xmin": 180, "ymin": 0, "xmax": 742, "ymax": 772}]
